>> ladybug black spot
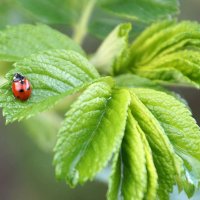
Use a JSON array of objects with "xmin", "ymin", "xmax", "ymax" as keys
[{"xmin": 19, "ymin": 89, "xmax": 24, "ymax": 93}]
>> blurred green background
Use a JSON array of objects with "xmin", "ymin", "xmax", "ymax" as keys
[{"xmin": 0, "ymin": 0, "xmax": 200, "ymax": 199}]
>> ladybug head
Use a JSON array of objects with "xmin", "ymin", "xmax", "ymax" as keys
[{"xmin": 13, "ymin": 73, "xmax": 25, "ymax": 82}]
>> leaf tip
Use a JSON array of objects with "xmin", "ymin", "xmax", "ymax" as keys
[
  {"xmin": 117, "ymin": 23, "xmax": 132, "ymax": 37},
  {"xmin": 67, "ymin": 169, "xmax": 80, "ymax": 188}
]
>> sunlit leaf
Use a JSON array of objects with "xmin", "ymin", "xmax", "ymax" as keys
[
  {"xmin": 0, "ymin": 50, "xmax": 99, "ymax": 123},
  {"xmin": 91, "ymin": 23, "xmax": 131, "ymax": 74},
  {"xmin": 133, "ymin": 51, "xmax": 200, "ymax": 88},
  {"xmin": 54, "ymin": 81, "xmax": 130, "ymax": 186},
  {"xmin": 129, "ymin": 90, "xmax": 181, "ymax": 199},
  {"xmin": 0, "ymin": 24, "xmax": 84, "ymax": 62},
  {"xmin": 133, "ymin": 88, "xmax": 200, "ymax": 189},
  {"xmin": 108, "ymin": 110, "xmax": 147, "ymax": 200}
]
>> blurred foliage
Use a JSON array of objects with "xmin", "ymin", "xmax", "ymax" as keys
[
  {"xmin": 0, "ymin": 0, "xmax": 180, "ymax": 40},
  {"xmin": 102, "ymin": 0, "xmax": 179, "ymax": 22},
  {"xmin": 22, "ymin": 112, "xmax": 61, "ymax": 152},
  {"xmin": 0, "ymin": 24, "xmax": 84, "ymax": 62},
  {"xmin": 0, "ymin": 0, "xmax": 32, "ymax": 29}
]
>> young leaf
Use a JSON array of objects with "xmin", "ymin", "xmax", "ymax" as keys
[
  {"xmin": 115, "ymin": 74, "xmax": 188, "ymax": 106},
  {"xmin": 112, "ymin": 21, "xmax": 176, "ymax": 74},
  {"xmin": 108, "ymin": 110, "xmax": 147, "ymax": 200},
  {"xmin": 129, "ymin": 21, "xmax": 200, "ymax": 66},
  {"xmin": 129, "ymin": 20, "xmax": 176, "ymax": 53},
  {"xmin": 129, "ymin": 91, "xmax": 181, "ymax": 200},
  {"xmin": 135, "ymin": 67, "xmax": 200, "ymax": 89},
  {"xmin": 115, "ymin": 74, "xmax": 165, "ymax": 91},
  {"xmin": 90, "ymin": 23, "xmax": 131, "ymax": 74},
  {"xmin": 123, "ymin": 21, "xmax": 200, "ymax": 88},
  {"xmin": 53, "ymin": 81, "xmax": 130, "ymax": 187},
  {"xmin": 102, "ymin": 0, "xmax": 179, "ymax": 23},
  {"xmin": 88, "ymin": 15, "xmax": 146, "ymax": 41},
  {"xmin": 0, "ymin": 24, "xmax": 84, "ymax": 62},
  {"xmin": 132, "ymin": 88, "xmax": 200, "ymax": 186},
  {"xmin": 0, "ymin": 50, "xmax": 99, "ymax": 123},
  {"xmin": 138, "ymin": 119, "xmax": 158, "ymax": 200},
  {"xmin": 133, "ymin": 50, "xmax": 200, "ymax": 88}
]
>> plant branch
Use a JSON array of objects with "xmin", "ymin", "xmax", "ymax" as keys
[{"xmin": 72, "ymin": 0, "xmax": 96, "ymax": 45}]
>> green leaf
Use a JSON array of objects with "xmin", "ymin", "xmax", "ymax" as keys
[
  {"xmin": 129, "ymin": 20, "xmax": 175, "ymax": 52},
  {"xmin": 102, "ymin": 0, "xmax": 179, "ymax": 23},
  {"xmin": 0, "ymin": 76, "xmax": 6, "ymax": 85},
  {"xmin": 17, "ymin": 0, "xmax": 81, "ymax": 24},
  {"xmin": 129, "ymin": 90, "xmax": 181, "ymax": 200},
  {"xmin": 0, "ymin": 24, "xmax": 84, "ymax": 62},
  {"xmin": 53, "ymin": 81, "xmax": 130, "ymax": 186},
  {"xmin": 90, "ymin": 23, "xmax": 131, "ymax": 74},
  {"xmin": 115, "ymin": 74, "xmax": 189, "ymax": 106},
  {"xmin": 125, "ymin": 21, "xmax": 200, "ymax": 88},
  {"xmin": 17, "ymin": 0, "xmax": 107, "ymax": 42},
  {"xmin": 0, "ymin": 0, "xmax": 34, "ymax": 30},
  {"xmin": 128, "ymin": 20, "xmax": 175, "ymax": 66},
  {"xmin": 133, "ymin": 50, "xmax": 200, "ymax": 88},
  {"xmin": 129, "ymin": 21, "xmax": 200, "ymax": 66},
  {"xmin": 115, "ymin": 74, "xmax": 165, "ymax": 91},
  {"xmin": 133, "ymin": 88, "xmax": 200, "ymax": 187},
  {"xmin": 88, "ymin": 11, "xmax": 146, "ymax": 40},
  {"xmin": 0, "ymin": 0, "xmax": 18, "ymax": 29},
  {"xmin": 138, "ymin": 118, "xmax": 158, "ymax": 200},
  {"xmin": 16, "ymin": 0, "xmax": 150, "ymax": 42},
  {"xmin": 0, "ymin": 61, "xmax": 12, "ymax": 76},
  {"xmin": 0, "ymin": 1, "xmax": 11, "ymax": 29},
  {"xmin": 176, "ymin": 167, "xmax": 196, "ymax": 198},
  {"xmin": 0, "ymin": 50, "xmax": 99, "ymax": 123},
  {"xmin": 107, "ymin": 110, "xmax": 147, "ymax": 200},
  {"xmin": 133, "ymin": 66, "xmax": 199, "ymax": 88},
  {"xmin": 88, "ymin": 15, "xmax": 126, "ymax": 40}
]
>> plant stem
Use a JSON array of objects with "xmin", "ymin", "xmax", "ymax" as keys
[{"xmin": 72, "ymin": 0, "xmax": 96, "ymax": 45}]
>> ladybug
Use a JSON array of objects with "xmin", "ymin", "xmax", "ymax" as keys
[{"xmin": 12, "ymin": 73, "xmax": 32, "ymax": 101}]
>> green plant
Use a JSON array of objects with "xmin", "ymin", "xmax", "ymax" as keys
[{"xmin": 0, "ymin": 0, "xmax": 200, "ymax": 199}]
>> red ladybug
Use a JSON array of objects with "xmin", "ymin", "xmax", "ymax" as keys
[{"xmin": 12, "ymin": 73, "xmax": 32, "ymax": 101}]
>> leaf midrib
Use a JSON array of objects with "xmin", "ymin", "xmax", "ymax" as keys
[{"xmin": 69, "ymin": 95, "xmax": 112, "ymax": 173}]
